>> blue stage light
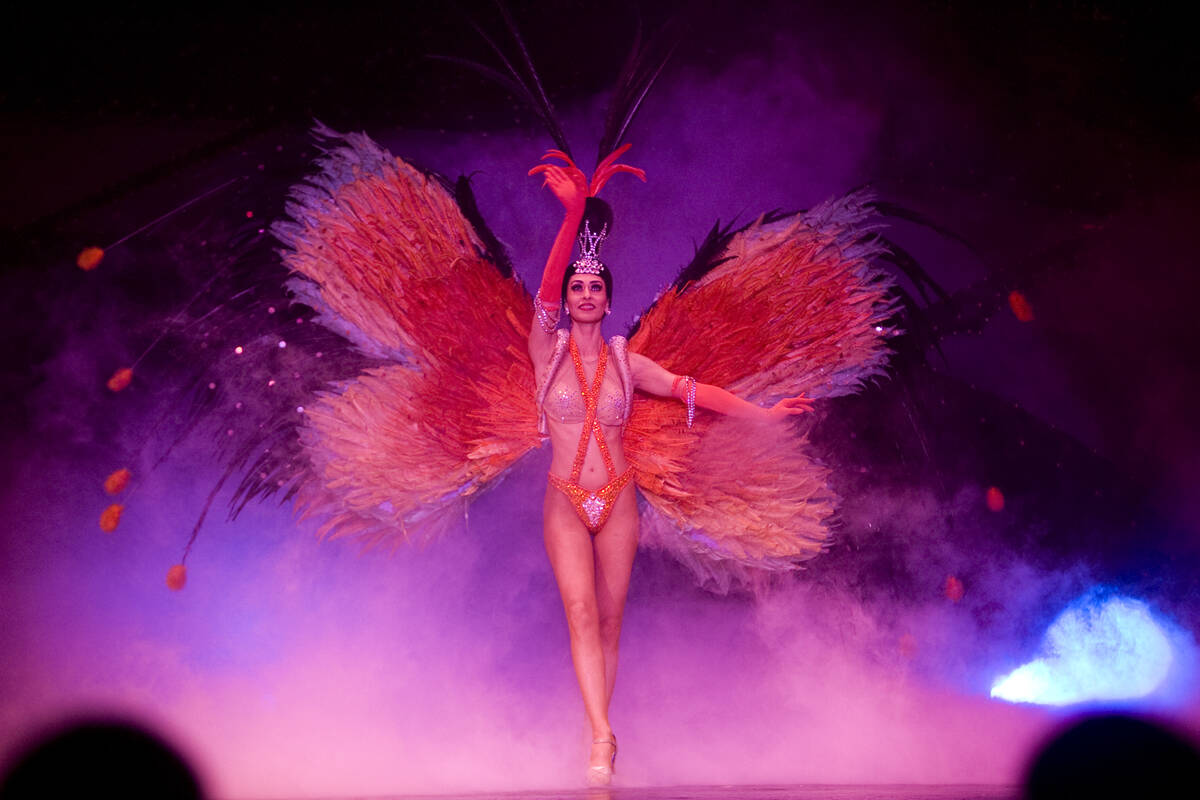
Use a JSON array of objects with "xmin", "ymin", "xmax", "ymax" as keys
[{"xmin": 991, "ymin": 594, "xmax": 1174, "ymax": 706}]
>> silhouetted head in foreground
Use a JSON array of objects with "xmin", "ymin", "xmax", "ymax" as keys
[
  {"xmin": 1024, "ymin": 713, "xmax": 1200, "ymax": 799},
  {"xmin": 0, "ymin": 717, "xmax": 203, "ymax": 799}
]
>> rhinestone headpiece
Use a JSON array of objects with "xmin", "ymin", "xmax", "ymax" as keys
[{"xmin": 571, "ymin": 221, "xmax": 608, "ymax": 274}]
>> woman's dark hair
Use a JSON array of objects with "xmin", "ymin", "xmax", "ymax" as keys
[{"xmin": 562, "ymin": 197, "xmax": 615, "ymax": 302}]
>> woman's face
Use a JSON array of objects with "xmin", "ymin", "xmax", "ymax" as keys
[{"xmin": 565, "ymin": 274, "xmax": 609, "ymax": 322}]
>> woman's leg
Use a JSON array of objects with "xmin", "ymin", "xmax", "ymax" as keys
[
  {"xmin": 543, "ymin": 487, "xmax": 612, "ymax": 746},
  {"xmin": 592, "ymin": 485, "xmax": 639, "ymax": 707}
]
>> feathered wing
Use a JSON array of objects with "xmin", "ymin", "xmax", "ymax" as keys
[
  {"xmin": 271, "ymin": 126, "xmax": 541, "ymax": 549},
  {"xmin": 625, "ymin": 191, "xmax": 897, "ymax": 589}
]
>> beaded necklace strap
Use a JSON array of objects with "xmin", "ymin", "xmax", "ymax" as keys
[{"xmin": 568, "ymin": 336, "xmax": 617, "ymax": 483}]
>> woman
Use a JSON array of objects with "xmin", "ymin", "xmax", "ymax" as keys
[{"xmin": 528, "ymin": 152, "xmax": 814, "ymax": 784}]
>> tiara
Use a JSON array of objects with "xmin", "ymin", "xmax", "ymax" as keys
[{"xmin": 571, "ymin": 221, "xmax": 608, "ymax": 274}]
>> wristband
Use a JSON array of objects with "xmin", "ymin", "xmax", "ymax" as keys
[
  {"xmin": 534, "ymin": 295, "xmax": 561, "ymax": 333},
  {"xmin": 672, "ymin": 375, "xmax": 697, "ymax": 429}
]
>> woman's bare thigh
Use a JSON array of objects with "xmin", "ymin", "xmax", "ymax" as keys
[
  {"xmin": 543, "ymin": 485, "xmax": 598, "ymax": 608},
  {"xmin": 592, "ymin": 485, "xmax": 638, "ymax": 624},
  {"xmin": 542, "ymin": 482, "xmax": 638, "ymax": 613}
]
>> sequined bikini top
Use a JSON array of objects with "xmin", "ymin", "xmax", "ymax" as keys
[
  {"xmin": 534, "ymin": 330, "xmax": 633, "ymax": 435},
  {"xmin": 545, "ymin": 370, "xmax": 626, "ymax": 426}
]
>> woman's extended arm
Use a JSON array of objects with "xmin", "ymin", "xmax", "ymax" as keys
[
  {"xmin": 629, "ymin": 351, "xmax": 813, "ymax": 423},
  {"xmin": 693, "ymin": 382, "xmax": 813, "ymax": 422}
]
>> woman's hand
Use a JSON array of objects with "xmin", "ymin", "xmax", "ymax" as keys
[
  {"xmin": 766, "ymin": 395, "xmax": 814, "ymax": 422},
  {"xmin": 529, "ymin": 151, "xmax": 588, "ymax": 214}
]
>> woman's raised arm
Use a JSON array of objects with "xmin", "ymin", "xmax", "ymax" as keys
[
  {"xmin": 527, "ymin": 154, "xmax": 587, "ymax": 358},
  {"xmin": 527, "ymin": 146, "xmax": 645, "ymax": 361}
]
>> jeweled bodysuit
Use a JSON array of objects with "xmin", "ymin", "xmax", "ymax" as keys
[{"xmin": 541, "ymin": 335, "xmax": 633, "ymax": 534}]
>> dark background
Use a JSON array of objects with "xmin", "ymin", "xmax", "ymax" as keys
[{"xmin": 5, "ymin": 1, "xmax": 1197, "ymax": 226}]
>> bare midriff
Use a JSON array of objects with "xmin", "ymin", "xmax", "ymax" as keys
[{"xmin": 545, "ymin": 417, "xmax": 629, "ymax": 489}]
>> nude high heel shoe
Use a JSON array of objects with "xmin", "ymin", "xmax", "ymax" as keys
[{"xmin": 586, "ymin": 734, "xmax": 617, "ymax": 786}]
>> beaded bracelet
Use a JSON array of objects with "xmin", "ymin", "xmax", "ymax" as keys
[
  {"xmin": 672, "ymin": 374, "xmax": 697, "ymax": 429},
  {"xmin": 533, "ymin": 295, "xmax": 561, "ymax": 333}
]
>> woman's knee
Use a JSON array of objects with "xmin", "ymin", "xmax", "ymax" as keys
[
  {"xmin": 563, "ymin": 598, "xmax": 600, "ymax": 636},
  {"xmin": 598, "ymin": 613, "xmax": 623, "ymax": 649}
]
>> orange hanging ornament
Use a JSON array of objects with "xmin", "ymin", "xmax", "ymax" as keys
[
  {"xmin": 76, "ymin": 247, "xmax": 105, "ymax": 271},
  {"xmin": 944, "ymin": 575, "xmax": 965, "ymax": 603},
  {"xmin": 1008, "ymin": 290, "xmax": 1034, "ymax": 322},
  {"xmin": 986, "ymin": 486, "xmax": 1005, "ymax": 512},
  {"xmin": 106, "ymin": 367, "xmax": 133, "ymax": 392},
  {"xmin": 99, "ymin": 503, "xmax": 124, "ymax": 533},
  {"xmin": 103, "ymin": 468, "xmax": 132, "ymax": 495},
  {"xmin": 165, "ymin": 564, "xmax": 187, "ymax": 591}
]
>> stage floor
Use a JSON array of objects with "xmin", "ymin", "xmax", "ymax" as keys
[{"xmin": 357, "ymin": 785, "xmax": 1016, "ymax": 800}]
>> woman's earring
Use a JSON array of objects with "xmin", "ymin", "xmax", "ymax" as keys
[{"xmin": 605, "ymin": 307, "xmax": 611, "ymax": 316}]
